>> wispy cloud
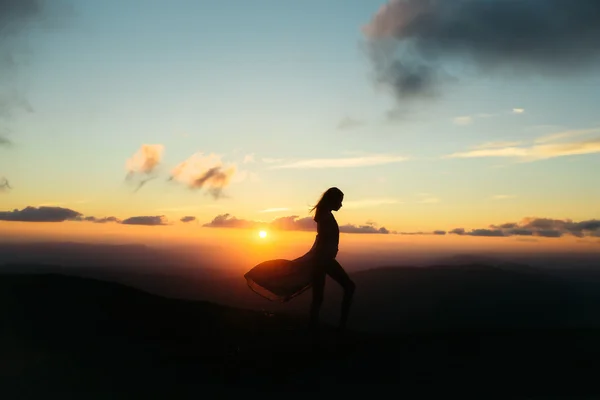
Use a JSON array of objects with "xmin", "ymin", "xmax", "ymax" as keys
[
  {"xmin": 472, "ymin": 141, "xmax": 523, "ymax": 150},
  {"xmin": 270, "ymin": 154, "xmax": 409, "ymax": 169},
  {"xmin": 125, "ymin": 144, "xmax": 164, "ymax": 192},
  {"xmin": 416, "ymin": 193, "xmax": 440, "ymax": 204},
  {"xmin": 419, "ymin": 197, "xmax": 440, "ymax": 204},
  {"xmin": 0, "ymin": 177, "xmax": 11, "ymax": 192},
  {"xmin": 533, "ymin": 128, "xmax": 600, "ymax": 144},
  {"xmin": 243, "ymin": 154, "xmax": 255, "ymax": 164},
  {"xmin": 169, "ymin": 153, "xmax": 236, "ymax": 199},
  {"xmin": 453, "ymin": 116, "xmax": 473, "ymax": 126},
  {"xmin": 343, "ymin": 198, "xmax": 401, "ymax": 209},
  {"xmin": 126, "ymin": 144, "xmax": 164, "ymax": 176},
  {"xmin": 337, "ymin": 116, "xmax": 364, "ymax": 130},
  {"xmin": 453, "ymin": 109, "xmax": 524, "ymax": 126},
  {"xmin": 444, "ymin": 127, "xmax": 600, "ymax": 162},
  {"xmin": 492, "ymin": 195, "xmax": 517, "ymax": 200},
  {"xmin": 259, "ymin": 207, "xmax": 290, "ymax": 213}
]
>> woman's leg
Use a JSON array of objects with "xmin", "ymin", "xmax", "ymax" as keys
[
  {"xmin": 324, "ymin": 260, "xmax": 355, "ymax": 331},
  {"xmin": 309, "ymin": 266, "xmax": 326, "ymax": 337}
]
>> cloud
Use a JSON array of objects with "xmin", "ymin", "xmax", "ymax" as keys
[
  {"xmin": 83, "ymin": 216, "xmax": 121, "ymax": 223},
  {"xmin": 452, "ymin": 110, "xmax": 525, "ymax": 126},
  {"xmin": 261, "ymin": 157, "xmax": 284, "ymax": 164},
  {"xmin": 533, "ymin": 128, "xmax": 600, "ymax": 144},
  {"xmin": 433, "ymin": 230, "xmax": 446, "ymax": 235},
  {"xmin": 125, "ymin": 144, "xmax": 164, "ymax": 192},
  {"xmin": 444, "ymin": 128, "xmax": 600, "ymax": 162},
  {"xmin": 243, "ymin": 154, "xmax": 255, "ymax": 164},
  {"xmin": 446, "ymin": 138, "xmax": 600, "ymax": 161},
  {"xmin": 468, "ymin": 229, "xmax": 505, "ymax": 237},
  {"xmin": 271, "ymin": 154, "xmax": 408, "ymax": 169},
  {"xmin": 180, "ymin": 216, "xmax": 196, "ymax": 223},
  {"xmin": 259, "ymin": 208, "xmax": 290, "ymax": 213},
  {"xmin": 0, "ymin": 177, "xmax": 11, "ymax": 192},
  {"xmin": 203, "ymin": 213, "xmax": 390, "ymax": 234},
  {"xmin": 446, "ymin": 217, "xmax": 600, "ymax": 239},
  {"xmin": 473, "ymin": 141, "xmax": 524, "ymax": 150},
  {"xmin": 1, "ymin": 0, "xmax": 70, "ymax": 145},
  {"xmin": 121, "ymin": 216, "xmax": 168, "ymax": 226},
  {"xmin": 339, "ymin": 222, "xmax": 390, "ymax": 234},
  {"xmin": 338, "ymin": 116, "xmax": 365, "ymax": 130},
  {"xmin": 416, "ymin": 193, "xmax": 440, "ymax": 204},
  {"xmin": 126, "ymin": 144, "xmax": 163, "ymax": 175},
  {"xmin": 343, "ymin": 198, "xmax": 401, "ymax": 209},
  {"xmin": 362, "ymin": 0, "xmax": 600, "ymax": 105},
  {"xmin": 0, "ymin": 206, "xmax": 81, "ymax": 222},
  {"xmin": 203, "ymin": 214, "xmax": 259, "ymax": 230},
  {"xmin": 169, "ymin": 153, "xmax": 236, "ymax": 199},
  {"xmin": 453, "ymin": 116, "xmax": 472, "ymax": 126}
]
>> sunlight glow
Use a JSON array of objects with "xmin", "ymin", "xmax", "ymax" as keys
[{"xmin": 259, "ymin": 230, "xmax": 268, "ymax": 239}]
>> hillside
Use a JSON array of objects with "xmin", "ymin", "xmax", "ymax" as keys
[{"xmin": 2, "ymin": 272, "xmax": 600, "ymax": 397}]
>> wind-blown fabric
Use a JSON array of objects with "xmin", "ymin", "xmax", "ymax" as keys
[
  {"xmin": 245, "ymin": 210, "xmax": 340, "ymax": 302},
  {"xmin": 244, "ymin": 244, "xmax": 318, "ymax": 303}
]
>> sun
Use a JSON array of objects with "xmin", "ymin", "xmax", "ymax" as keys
[{"xmin": 258, "ymin": 230, "xmax": 268, "ymax": 239}]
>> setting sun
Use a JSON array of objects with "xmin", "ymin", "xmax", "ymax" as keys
[{"xmin": 259, "ymin": 230, "xmax": 268, "ymax": 239}]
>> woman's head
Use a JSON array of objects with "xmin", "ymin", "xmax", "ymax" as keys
[{"xmin": 310, "ymin": 187, "xmax": 344, "ymax": 216}]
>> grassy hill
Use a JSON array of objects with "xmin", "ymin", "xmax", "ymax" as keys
[{"xmin": 2, "ymin": 271, "xmax": 600, "ymax": 397}]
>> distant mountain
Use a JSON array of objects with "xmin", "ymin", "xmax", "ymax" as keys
[{"xmin": 3, "ymin": 261, "xmax": 600, "ymax": 334}]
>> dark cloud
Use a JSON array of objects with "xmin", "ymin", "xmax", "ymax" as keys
[
  {"xmin": 180, "ymin": 216, "xmax": 196, "ymax": 223},
  {"xmin": 121, "ymin": 216, "xmax": 168, "ymax": 226},
  {"xmin": 448, "ymin": 218, "xmax": 600, "ymax": 239},
  {"xmin": 0, "ymin": 135, "xmax": 12, "ymax": 146},
  {"xmin": 0, "ymin": 1, "xmax": 69, "ymax": 142},
  {"xmin": 269, "ymin": 215, "xmax": 316, "ymax": 232},
  {"xmin": 362, "ymin": 0, "xmax": 600, "ymax": 105},
  {"xmin": 340, "ymin": 222, "xmax": 390, "ymax": 234},
  {"xmin": 203, "ymin": 214, "xmax": 390, "ymax": 234},
  {"xmin": 506, "ymin": 228, "xmax": 534, "ymax": 237},
  {"xmin": 468, "ymin": 229, "xmax": 505, "ymax": 237},
  {"xmin": 0, "ymin": 205, "xmax": 81, "ymax": 222},
  {"xmin": 337, "ymin": 116, "xmax": 364, "ymax": 130},
  {"xmin": 203, "ymin": 214, "xmax": 257, "ymax": 229},
  {"xmin": 83, "ymin": 216, "xmax": 120, "ymax": 223},
  {"xmin": 433, "ymin": 230, "xmax": 446, "ymax": 235},
  {"xmin": 0, "ymin": 176, "xmax": 11, "ymax": 192}
]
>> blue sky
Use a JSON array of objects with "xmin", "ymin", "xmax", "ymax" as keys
[{"xmin": 1, "ymin": 0, "xmax": 599, "ymax": 232}]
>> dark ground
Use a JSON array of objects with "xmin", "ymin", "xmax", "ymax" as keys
[{"xmin": 2, "ymin": 272, "xmax": 600, "ymax": 398}]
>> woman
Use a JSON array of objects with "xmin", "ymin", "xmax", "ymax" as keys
[{"xmin": 244, "ymin": 187, "xmax": 356, "ymax": 334}]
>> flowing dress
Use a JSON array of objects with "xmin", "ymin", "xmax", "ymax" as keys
[{"xmin": 244, "ymin": 211, "xmax": 339, "ymax": 302}]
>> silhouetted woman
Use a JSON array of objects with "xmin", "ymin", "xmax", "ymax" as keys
[
  {"xmin": 244, "ymin": 187, "xmax": 356, "ymax": 336},
  {"xmin": 308, "ymin": 187, "xmax": 355, "ymax": 336}
]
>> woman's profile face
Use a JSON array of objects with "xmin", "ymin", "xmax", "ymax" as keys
[{"xmin": 332, "ymin": 194, "xmax": 343, "ymax": 211}]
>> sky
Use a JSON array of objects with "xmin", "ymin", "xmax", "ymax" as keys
[{"xmin": 1, "ymin": 0, "xmax": 599, "ymax": 245}]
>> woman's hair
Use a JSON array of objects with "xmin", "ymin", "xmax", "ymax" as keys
[{"xmin": 310, "ymin": 187, "xmax": 344, "ymax": 219}]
